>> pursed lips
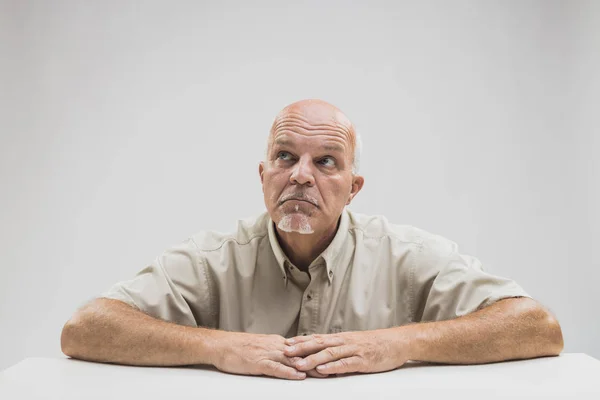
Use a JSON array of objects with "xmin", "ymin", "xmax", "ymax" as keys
[{"xmin": 281, "ymin": 198, "xmax": 317, "ymax": 207}]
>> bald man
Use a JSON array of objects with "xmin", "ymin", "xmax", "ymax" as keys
[{"xmin": 61, "ymin": 99, "xmax": 563, "ymax": 380}]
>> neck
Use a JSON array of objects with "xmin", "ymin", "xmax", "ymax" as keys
[{"xmin": 275, "ymin": 217, "xmax": 341, "ymax": 272}]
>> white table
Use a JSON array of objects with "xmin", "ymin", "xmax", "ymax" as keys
[{"xmin": 1, "ymin": 354, "xmax": 599, "ymax": 399}]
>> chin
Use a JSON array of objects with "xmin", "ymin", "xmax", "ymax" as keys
[{"xmin": 277, "ymin": 213, "xmax": 315, "ymax": 234}]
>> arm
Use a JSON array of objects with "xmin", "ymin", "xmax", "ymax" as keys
[
  {"xmin": 61, "ymin": 298, "xmax": 307, "ymax": 379},
  {"xmin": 403, "ymin": 297, "xmax": 563, "ymax": 364},
  {"xmin": 60, "ymin": 298, "xmax": 216, "ymax": 366},
  {"xmin": 284, "ymin": 297, "xmax": 564, "ymax": 374}
]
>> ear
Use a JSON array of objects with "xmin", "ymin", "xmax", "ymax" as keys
[
  {"xmin": 259, "ymin": 162, "xmax": 265, "ymax": 185},
  {"xmin": 346, "ymin": 175, "xmax": 364, "ymax": 205}
]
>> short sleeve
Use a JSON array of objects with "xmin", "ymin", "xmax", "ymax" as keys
[
  {"xmin": 412, "ymin": 235, "xmax": 531, "ymax": 323},
  {"xmin": 100, "ymin": 238, "xmax": 211, "ymax": 327}
]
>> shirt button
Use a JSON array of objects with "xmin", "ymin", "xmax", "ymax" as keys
[
  {"xmin": 328, "ymin": 270, "xmax": 333, "ymax": 278},
  {"xmin": 306, "ymin": 293, "xmax": 313, "ymax": 301},
  {"xmin": 302, "ymin": 333, "xmax": 307, "ymax": 336}
]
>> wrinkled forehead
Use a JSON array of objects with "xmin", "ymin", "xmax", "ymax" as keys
[
  {"xmin": 269, "ymin": 100, "xmax": 355, "ymax": 151},
  {"xmin": 274, "ymin": 100, "xmax": 351, "ymax": 128}
]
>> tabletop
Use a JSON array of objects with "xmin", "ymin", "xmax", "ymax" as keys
[{"xmin": 1, "ymin": 353, "xmax": 599, "ymax": 399}]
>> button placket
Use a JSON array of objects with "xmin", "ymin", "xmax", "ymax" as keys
[
  {"xmin": 297, "ymin": 259, "xmax": 328, "ymax": 336},
  {"xmin": 310, "ymin": 282, "xmax": 320, "ymax": 334},
  {"xmin": 298, "ymin": 280, "xmax": 318, "ymax": 336}
]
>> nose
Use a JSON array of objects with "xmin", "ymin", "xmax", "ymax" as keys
[{"xmin": 289, "ymin": 156, "xmax": 315, "ymax": 187}]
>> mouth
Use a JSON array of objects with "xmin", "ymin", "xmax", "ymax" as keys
[
  {"xmin": 284, "ymin": 199, "xmax": 314, "ymax": 205},
  {"xmin": 279, "ymin": 197, "xmax": 318, "ymax": 208}
]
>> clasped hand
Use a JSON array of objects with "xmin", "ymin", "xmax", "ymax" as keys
[{"xmin": 212, "ymin": 329, "xmax": 409, "ymax": 380}]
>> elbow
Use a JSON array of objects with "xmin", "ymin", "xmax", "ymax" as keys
[
  {"xmin": 544, "ymin": 312, "xmax": 564, "ymax": 356},
  {"xmin": 60, "ymin": 318, "xmax": 80, "ymax": 358},
  {"xmin": 60, "ymin": 298, "xmax": 123, "ymax": 361},
  {"xmin": 525, "ymin": 302, "xmax": 564, "ymax": 356},
  {"xmin": 515, "ymin": 298, "xmax": 564, "ymax": 357},
  {"xmin": 60, "ymin": 305, "xmax": 92, "ymax": 359}
]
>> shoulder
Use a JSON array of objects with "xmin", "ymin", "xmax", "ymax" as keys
[
  {"xmin": 347, "ymin": 210, "xmax": 455, "ymax": 249},
  {"xmin": 189, "ymin": 212, "xmax": 270, "ymax": 253}
]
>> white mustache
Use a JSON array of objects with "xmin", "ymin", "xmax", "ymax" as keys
[{"xmin": 279, "ymin": 193, "xmax": 319, "ymax": 207}]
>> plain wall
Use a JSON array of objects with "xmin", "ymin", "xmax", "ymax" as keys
[{"xmin": 0, "ymin": 0, "xmax": 598, "ymax": 370}]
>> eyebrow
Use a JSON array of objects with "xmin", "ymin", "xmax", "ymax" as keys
[
  {"xmin": 322, "ymin": 144, "xmax": 344, "ymax": 153},
  {"xmin": 273, "ymin": 138, "xmax": 344, "ymax": 153}
]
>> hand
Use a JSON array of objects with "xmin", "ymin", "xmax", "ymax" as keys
[
  {"xmin": 210, "ymin": 331, "xmax": 327, "ymax": 380},
  {"xmin": 283, "ymin": 329, "xmax": 409, "ymax": 376}
]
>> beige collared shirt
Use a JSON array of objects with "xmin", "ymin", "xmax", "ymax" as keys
[{"xmin": 101, "ymin": 208, "xmax": 529, "ymax": 336}]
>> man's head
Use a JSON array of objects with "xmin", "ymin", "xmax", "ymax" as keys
[{"xmin": 259, "ymin": 99, "xmax": 364, "ymax": 236}]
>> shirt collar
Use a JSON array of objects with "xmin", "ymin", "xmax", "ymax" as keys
[{"xmin": 267, "ymin": 208, "xmax": 351, "ymax": 285}]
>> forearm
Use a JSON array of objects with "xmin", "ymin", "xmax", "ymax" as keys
[
  {"xmin": 61, "ymin": 298, "xmax": 219, "ymax": 367},
  {"xmin": 399, "ymin": 297, "xmax": 564, "ymax": 364}
]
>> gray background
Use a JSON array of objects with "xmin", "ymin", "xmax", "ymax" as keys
[{"xmin": 0, "ymin": 0, "xmax": 598, "ymax": 370}]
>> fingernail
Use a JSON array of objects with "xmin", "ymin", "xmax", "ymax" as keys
[
  {"xmin": 287, "ymin": 338, "xmax": 295, "ymax": 344},
  {"xmin": 316, "ymin": 365, "xmax": 325, "ymax": 371},
  {"xmin": 296, "ymin": 359, "xmax": 306, "ymax": 367},
  {"xmin": 285, "ymin": 346, "xmax": 295, "ymax": 352}
]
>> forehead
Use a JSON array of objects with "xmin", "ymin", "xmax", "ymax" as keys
[
  {"xmin": 276, "ymin": 103, "xmax": 351, "ymax": 130},
  {"xmin": 270, "ymin": 106, "xmax": 355, "ymax": 155},
  {"xmin": 273, "ymin": 135, "xmax": 345, "ymax": 153}
]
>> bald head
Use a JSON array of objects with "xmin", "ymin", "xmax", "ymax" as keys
[{"xmin": 266, "ymin": 99, "xmax": 361, "ymax": 174}]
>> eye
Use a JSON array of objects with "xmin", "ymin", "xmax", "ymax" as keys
[
  {"xmin": 277, "ymin": 151, "xmax": 292, "ymax": 161},
  {"xmin": 318, "ymin": 156, "xmax": 335, "ymax": 167}
]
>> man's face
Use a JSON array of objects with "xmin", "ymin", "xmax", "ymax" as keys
[{"xmin": 259, "ymin": 101, "xmax": 363, "ymax": 236}]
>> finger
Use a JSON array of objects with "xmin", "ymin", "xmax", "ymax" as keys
[
  {"xmin": 278, "ymin": 356, "xmax": 329, "ymax": 378},
  {"xmin": 315, "ymin": 356, "xmax": 363, "ymax": 375},
  {"xmin": 295, "ymin": 345, "xmax": 355, "ymax": 371},
  {"xmin": 281, "ymin": 356, "xmax": 303, "ymax": 369},
  {"xmin": 285, "ymin": 335, "xmax": 344, "ymax": 357},
  {"xmin": 261, "ymin": 360, "xmax": 306, "ymax": 380},
  {"xmin": 285, "ymin": 335, "xmax": 315, "ymax": 345},
  {"xmin": 306, "ymin": 368, "xmax": 329, "ymax": 378}
]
